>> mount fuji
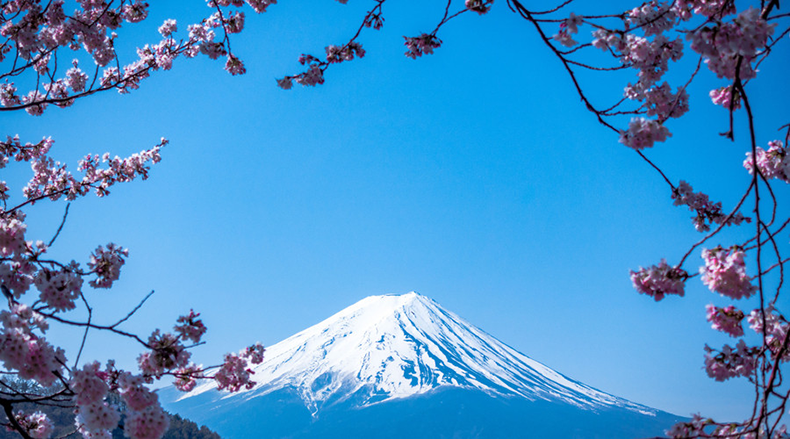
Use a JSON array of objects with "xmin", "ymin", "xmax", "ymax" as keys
[{"xmin": 161, "ymin": 292, "xmax": 682, "ymax": 438}]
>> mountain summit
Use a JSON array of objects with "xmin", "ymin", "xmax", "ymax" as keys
[{"xmin": 163, "ymin": 292, "xmax": 682, "ymax": 438}]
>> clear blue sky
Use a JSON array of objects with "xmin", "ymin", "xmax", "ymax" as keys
[{"xmin": 4, "ymin": 0, "xmax": 789, "ymax": 422}]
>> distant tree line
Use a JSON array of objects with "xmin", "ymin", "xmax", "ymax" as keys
[{"xmin": 0, "ymin": 378, "xmax": 220, "ymax": 439}]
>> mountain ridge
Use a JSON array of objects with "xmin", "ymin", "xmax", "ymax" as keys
[{"xmin": 164, "ymin": 292, "xmax": 682, "ymax": 438}]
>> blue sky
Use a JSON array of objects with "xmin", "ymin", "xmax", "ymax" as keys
[{"xmin": 4, "ymin": 0, "xmax": 789, "ymax": 422}]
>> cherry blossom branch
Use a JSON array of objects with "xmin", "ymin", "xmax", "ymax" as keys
[
  {"xmin": 676, "ymin": 180, "xmax": 755, "ymax": 268},
  {"xmin": 73, "ymin": 294, "xmax": 93, "ymax": 370},
  {"xmin": 109, "ymin": 291, "xmax": 155, "ymax": 329},
  {"xmin": 46, "ymin": 202, "xmax": 69, "ymax": 248},
  {"xmin": 0, "ymin": 399, "xmax": 33, "ymax": 439}
]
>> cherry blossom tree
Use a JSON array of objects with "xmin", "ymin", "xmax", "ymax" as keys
[
  {"xmin": 0, "ymin": 1, "xmax": 271, "ymax": 438},
  {"xmin": 2, "ymin": 0, "xmax": 788, "ymax": 438}
]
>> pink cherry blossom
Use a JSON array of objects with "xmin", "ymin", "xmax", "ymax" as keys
[
  {"xmin": 0, "ymin": 216, "xmax": 26, "ymax": 257},
  {"xmin": 76, "ymin": 401, "xmax": 121, "ymax": 432},
  {"xmin": 242, "ymin": 342, "xmax": 265, "ymax": 364},
  {"xmin": 466, "ymin": 0, "xmax": 493, "ymax": 15},
  {"xmin": 118, "ymin": 372, "xmax": 159, "ymax": 412},
  {"xmin": 174, "ymin": 364, "xmax": 202, "ymax": 392},
  {"xmin": 706, "ymin": 304, "xmax": 745, "ymax": 337},
  {"xmin": 630, "ymin": 259, "xmax": 687, "ymax": 301},
  {"xmin": 224, "ymin": 55, "xmax": 246, "ymax": 75},
  {"xmin": 628, "ymin": 1, "xmax": 676, "ymax": 36},
  {"xmin": 71, "ymin": 361, "xmax": 110, "ymax": 406},
  {"xmin": 667, "ymin": 414, "xmax": 713, "ymax": 438},
  {"xmin": 276, "ymin": 77, "xmax": 293, "ymax": 89},
  {"xmin": 174, "ymin": 310, "xmax": 207, "ymax": 344},
  {"xmin": 14, "ymin": 411, "xmax": 53, "ymax": 439},
  {"xmin": 34, "ymin": 266, "xmax": 83, "ymax": 312},
  {"xmin": 214, "ymin": 352, "xmax": 255, "ymax": 392},
  {"xmin": 124, "ymin": 405, "xmax": 170, "ymax": 439},
  {"xmin": 246, "ymin": 0, "xmax": 277, "ymax": 14},
  {"xmin": 644, "ymin": 82, "xmax": 689, "ymax": 120},
  {"xmin": 0, "ymin": 261, "xmax": 35, "ymax": 298},
  {"xmin": 748, "ymin": 307, "xmax": 790, "ymax": 361},
  {"xmin": 404, "ymin": 34, "xmax": 442, "ymax": 59},
  {"xmin": 552, "ymin": 30, "xmax": 578, "ymax": 48},
  {"xmin": 158, "ymin": 19, "xmax": 177, "ymax": 37},
  {"xmin": 744, "ymin": 141, "xmax": 789, "ymax": 183},
  {"xmin": 689, "ymin": 8, "xmax": 775, "ymax": 80},
  {"xmin": 672, "ymin": 180, "xmax": 749, "ymax": 232},
  {"xmin": 295, "ymin": 65, "xmax": 325, "ymax": 87},
  {"xmin": 704, "ymin": 340, "xmax": 759, "ymax": 381},
  {"xmin": 87, "ymin": 243, "xmax": 128, "ymax": 288},
  {"xmin": 709, "ymin": 85, "xmax": 741, "ymax": 110},
  {"xmin": 700, "ymin": 246, "xmax": 757, "ymax": 300},
  {"xmin": 619, "ymin": 117, "xmax": 671, "ymax": 149},
  {"xmin": 138, "ymin": 330, "xmax": 191, "ymax": 377}
]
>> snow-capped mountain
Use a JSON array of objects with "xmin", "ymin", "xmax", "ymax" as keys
[{"xmin": 162, "ymin": 292, "xmax": 682, "ymax": 438}]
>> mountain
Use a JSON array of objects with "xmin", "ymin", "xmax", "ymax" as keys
[{"xmin": 161, "ymin": 292, "xmax": 682, "ymax": 438}]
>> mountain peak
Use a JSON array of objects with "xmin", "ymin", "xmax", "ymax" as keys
[
  {"xmin": 165, "ymin": 292, "xmax": 683, "ymax": 439},
  {"xmin": 182, "ymin": 292, "xmax": 655, "ymax": 417}
]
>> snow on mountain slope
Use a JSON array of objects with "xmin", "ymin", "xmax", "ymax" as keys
[{"xmin": 180, "ymin": 292, "xmax": 654, "ymax": 416}]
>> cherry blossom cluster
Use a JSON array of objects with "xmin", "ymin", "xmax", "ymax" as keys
[
  {"xmin": 214, "ymin": 352, "xmax": 255, "ymax": 392},
  {"xmin": 687, "ymin": 7, "xmax": 776, "ymax": 81},
  {"xmin": 671, "ymin": 180, "xmax": 749, "ymax": 232},
  {"xmin": 748, "ymin": 307, "xmax": 790, "ymax": 362},
  {"xmin": 700, "ymin": 246, "xmax": 757, "ymax": 300},
  {"xmin": 666, "ymin": 414, "xmax": 713, "ymax": 438},
  {"xmin": 706, "ymin": 304, "xmax": 745, "ymax": 337},
  {"xmin": 173, "ymin": 364, "xmax": 203, "ymax": 392},
  {"xmin": 704, "ymin": 340, "xmax": 759, "ymax": 381},
  {"xmin": 117, "ymin": 372, "xmax": 169, "ymax": 439},
  {"xmin": 672, "ymin": 0, "xmax": 735, "ymax": 19},
  {"xmin": 174, "ymin": 309, "xmax": 208, "ymax": 344},
  {"xmin": 1, "ymin": 132, "xmax": 265, "ymax": 437},
  {"xmin": 34, "ymin": 265, "xmax": 83, "ymax": 312},
  {"xmin": 643, "ymin": 82, "xmax": 689, "ymax": 120},
  {"xmin": 138, "ymin": 330, "xmax": 191, "ymax": 378},
  {"xmin": 744, "ymin": 141, "xmax": 790, "ymax": 184},
  {"xmin": 16, "ymin": 137, "xmax": 166, "ymax": 205},
  {"xmin": 0, "ymin": 0, "xmax": 271, "ymax": 117},
  {"xmin": 325, "ymin": 42, "xmax": 366, "ymax": 64},
  {"xmin": 0, "ymin": 256, "xmax": 36, "ymax": 299},
  {"xmin": 68, "ymin": 360, "xmax": 175, "ymax": 439},
  {"xmin": 71, "ymin": 362, "xmax": 120, "ymax": 436},
  {"xmin": 466, "ymin": 0, "xmax": 494, "ymax": 15},
  {"xmin": 595, "ymin": 32, "xmax": 683, "ymax": 96},
  {"xmin": 747, "ymin": 306, "xmax": 785, "ymax": 337},
  {"xmin": 550, "ymin": 0, "xmax": 778, "ymax": 162},
  {"xmin": 629, "ymin": 259, "xmax": 687, "ymax": 301},
  {"xmin": 275, "ymin": 40, "xmax": 368, "ymax": 89},
  {"xmin": 619, "ymin": 117, "xmax": 671, "ymax": 150},
  {"xmin": 404, "ymin": 34, "xmax": 442, "ymax": 59},
  {"xmin": 278, "ymin": 40, "xmax": 367, "ymax": 89},
  {"xmin": 13, "ymin": 410, "xmax": 53, "ymax": 439},
  {"xmin": 511, "ymin": 0, "xmax": 789, "ymax": 435},
  {"xmin": 134, "ymin": 312, "xmax": 265, "ymax": 398},
  {"xmin": 552, "ymin": 13, "xmax": 582, "ymax": 47},
  {"xmin": 670, "ymin": 419, "xmax": 788, "ymax": 439},
  {"xmin": 627, "ymin": 1, "xmax": 676, "ymax": 36},
  {"xmin": 277, "ymin": 0, "xmax": 492, "ymax": 89},
  {"xmin": 242, "ymin": 342, "xmax": 266, "ymax": 364},
  {"xmin": 0, "ymin": 215, "xmax": 27, "ymax": 258},
  {"xmin": 0, "ymin": 136, "xmax": 54, "ymax": 168},
  {"xmin": 0, "ymin": 304, "xmax": 65, "ymax": 386},
  {"xmin": 709, "ymin": 85, "xmax": 741, "ymax": 110},
  {"xmin": 213, "ymin": 342, "xmax": 266, "ymax": 392},
  {"xmin": 87, "ymin": 244, "xmax": 128, "ymax": 288}
]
